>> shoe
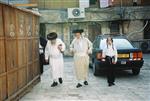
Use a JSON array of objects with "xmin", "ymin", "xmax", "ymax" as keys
[
  {"xmin": 76, "ymin": 83, "xmax": 82, "ymax": 88},
  {"xmin": 112, "ymin": 82, "xmax": 115, "ymax": 85},
  {"xmin": 84, "ymin": 81, "xmax": 88, "ymax": 85},
  {"xmin": 51, "ymin": 82, "xmax": 58, "ymax": 87},
  {"xmin": 108, "ymin": 83, "xmax": 112, "ymax": 87},
  {"xmin": 108, "ymin": 83, "xmax": 115, "ymax": 87},
  {"xmin": 59, "ymin": 78, "xmax": 63, "ymax": 84}
]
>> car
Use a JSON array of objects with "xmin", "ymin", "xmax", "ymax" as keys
[{"xmin": 91, "ymin": 34, "xmax": 144, "ymax": 76}]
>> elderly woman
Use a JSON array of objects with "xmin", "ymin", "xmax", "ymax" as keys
[
  {"xmin": 45, "ymin": 32, "xmax": 65, "ymax": 87},
  {"xmin": 102, "ymin": 37, "xmax": 118, "ymax": 87}
]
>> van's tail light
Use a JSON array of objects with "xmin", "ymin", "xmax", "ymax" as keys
[
  {"xmin": 130, "ymin": 51, "xmax": 143, "ymax": 60},
  {"xmin": 96, "ymin": 52, "xmax": 102, "ymax": 60}
]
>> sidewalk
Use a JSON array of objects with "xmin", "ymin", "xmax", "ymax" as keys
[{"xmin": 20, "ymin": 57, "xmax": 150, "ymax": 101}]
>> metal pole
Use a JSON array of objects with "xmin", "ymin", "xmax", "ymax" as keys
[{"xmin": 120, "ymin": 0, "xmax": 123, "ymax": 35}]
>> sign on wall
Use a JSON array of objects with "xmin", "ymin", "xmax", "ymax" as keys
[
  {"xmin": 79, "ymin": 0, "xmax": 89, "ymax": 8},
  {"xmin": 100, "ymin": 0, "xmax": 112, "ymax": 8}
]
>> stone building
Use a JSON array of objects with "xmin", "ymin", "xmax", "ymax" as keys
[
  {"xmin": 37, "ymin": 0, "xmax": 150, "ymax": 55},
  {"xmin": 1, "ymin": 0, "xmax": 150, "ymax": 54}
]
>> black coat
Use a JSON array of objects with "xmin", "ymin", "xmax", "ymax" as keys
[{"xmin": 40, "ymin": 37, "xmax": 47, "ymax": 51}]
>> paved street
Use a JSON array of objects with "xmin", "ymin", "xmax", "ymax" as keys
[{"xmin": 20, "ymin": 54, "xmax": 150, "ymax": 101}]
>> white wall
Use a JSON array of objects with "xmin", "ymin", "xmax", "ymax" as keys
[{"xmin": 123, "ymin": 20, "xmax": 144, "ymax": 40}]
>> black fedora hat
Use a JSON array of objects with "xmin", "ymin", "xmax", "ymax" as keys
[
  {"xmin": 72, "ymin": 29, "xmax": 84, "ymax": 33},
  {"xmin": 47, "ymin": 32, "xmax": 57, "ymax": 40}
]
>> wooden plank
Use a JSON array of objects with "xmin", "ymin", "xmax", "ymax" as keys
[
  {"xmin": 33, "ymin": 39, "xmax": 39, "ymax": 60},
  {"xmin": 3, "ymin": 5, "xmax": 18, "ymax": 71},
  {"xmin": 0, "ymin": 4, "xmax": 5, "ymax": 74},
  {"xmin": 27, "ymin": 63, "xmax": 33, "ymax": 82},
  {"xmin": 17, "ymin": 39, "xmax": 26, "ymax": 67},
  {"xmin": 25, "ymin": 13, "xmax": 33, "ymax": 37},
  {"xmin": 27, "ymin": 39, "xmax": 33, "ymax": 63},
  {"xmin": 7, "ymin": 71, "xmax": 18, "ymax": 97},
  {"xmin": 32, "ymin": 15, "xmax": 39, "ymax": 37},
  {"xmin": 3, "ymin": 5, "xmax": 17, "ymax": 38},
  {"xmin": 16, "ymin": 10, "xmax": 26, "ymax": 37},
  {"xmin": 1, "ymin": 2, "xmax": 40, "ymax": 101},
  {"xmin": 5, "ymin": 75, "xmax": 40, "ymax": 101},
  {"xmin": 0, "ymin": 40, "xmax": 6, "ymax": 74},
  {"xmin": 13, "ymin": 3, "xmax": 38, "ymax": 7},
  {"xmin": 18, "ymin": 67, "xmax": 27, "ymax": 89},
  {"xmin": 33, "ymin": 60, "xmax": 40, "ymax": 78},
  {"xmin": 0, "ymin": 74, "xmax": 7, "ymax": 101},
  {"xmin": 0, "ymin": 4, "xmax": 4, "ymax": 37},
  {"xmin": 5, "ymin": 39, "xmax": 18, "ymax": 71}
]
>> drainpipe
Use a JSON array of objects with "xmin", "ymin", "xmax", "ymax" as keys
[
  {"xmin": 120, "ymin": 0, "xmax": 122, "ymax": 7},
  {"xmin": 127, "ymin": 20, "xmax": 149, "ymax": 38},
  {"xmin": 120, "ymin": 0, "xmax": 123, "ymax": 35},
  {"xmin": 44, "ymin": 0, "xmax": 45, "ymax": 9}
]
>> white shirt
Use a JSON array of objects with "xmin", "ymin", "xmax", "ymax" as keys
[
  {"xmin": 45, "ymin": 38, "xmax": 65, "ymax": 59},
  {"xmin": 70, "ymin": 37, "xmax": 92, "ymax": 56},
  {"xmin": 39, "ymin": 44, "xmax": 44, "ymax": 54},
  {"xmin": 102, "ymin": 44, "xmax": 118, "ymax": 62}
]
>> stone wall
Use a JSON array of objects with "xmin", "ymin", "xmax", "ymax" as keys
[
  {"xmin": 123, "ymin": 20, "xmax": 144, "ymax": 40},
  {"xmin": 39, "ymin": 6, "xmax": 150, "ymax": 55},
  {"xmin": 39, "ymin": 7, "xmax": 150, "ymax": 23},
  {"xmin": 44, "ymin": 19, "xmax": 145, "ymax": 56}
]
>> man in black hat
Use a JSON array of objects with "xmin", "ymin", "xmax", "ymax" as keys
[
  {"xmin": 39, "ymin": 36, "xmax": 47, "ymax": 74},
  {"xmin": 70, "ymin": 29, "xmax": 92, "ymax": 88},
  {"xmin": 45, "ymin": 32, "xmax": 66, "ymax": 87}
]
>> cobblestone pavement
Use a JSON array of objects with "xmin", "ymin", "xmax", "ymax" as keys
[{"xmin": 20, "ymin": 54, "xmax": 150, "ymax": 101}]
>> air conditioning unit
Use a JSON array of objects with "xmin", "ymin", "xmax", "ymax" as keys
[{"xmin": 67, "ymin": 8, "xmax": 85, "ymax": 19}]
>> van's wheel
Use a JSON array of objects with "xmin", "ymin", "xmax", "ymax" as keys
[
  {"xmin": 93, "ymin": 61, "xmax": 99, "ymax": 76},
  {"xmin": 132, "ymin": 68, "xmax": 140, "ymax": 75}
]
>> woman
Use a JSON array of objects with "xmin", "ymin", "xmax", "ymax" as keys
[
  {"xmin": 45, "ymin": 32, "xmax": 65, "ymax": 87},
  {"xmin": 102, "ymin": 37, "xmax": 118, "ymax": 87}
]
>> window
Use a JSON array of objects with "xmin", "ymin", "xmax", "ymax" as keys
[
  {"xmin": 90, "ymin": 0, "xmax": 98, "ymax": 7},
  {"xmin": 110, "ymin": 21, "xmax": 120, "ymax": 34},
  {"xmin": 100, "ymin": 38, "xmax": 133, "ymax": 49}
]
